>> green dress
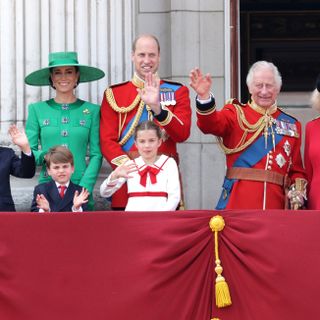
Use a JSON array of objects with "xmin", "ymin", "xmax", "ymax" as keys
[{"xmin": 26, "ymin": 99, "xmax": 102, "ymax": 209}]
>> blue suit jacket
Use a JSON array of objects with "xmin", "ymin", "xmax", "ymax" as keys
[
  {"xmin": 0, "ymin": 147, "xmax": 36, "ymax": 212},
  {"xmin": 31, "ymin": 180, "xmax": 88, "ymax": 212}
]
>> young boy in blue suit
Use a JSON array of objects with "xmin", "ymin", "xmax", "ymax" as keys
[{"xmin": 31, "ymin": 146, "xmax": 89, "ymax": 212}]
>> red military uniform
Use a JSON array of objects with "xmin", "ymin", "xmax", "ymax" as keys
[
  {"xmin": 196, "ymin": 97, "xmax": 306, "ymax": 210},
  {"xmin": 100, "ymin": 73, "xmax": 191, "ymax": 208}
]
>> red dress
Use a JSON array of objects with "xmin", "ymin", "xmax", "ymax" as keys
[
  {"xmin": 100, "ymin": 75, "xmax": 191, "ymax": 208},
  {"xmin": 196, "ymin": 98, "xmax": 306, "ymax": 210},
  {"xmin": 304, "ymin": 118, "xmax": 320, "ymax": 209}
]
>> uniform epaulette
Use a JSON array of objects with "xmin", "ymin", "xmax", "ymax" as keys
[
  {"xmin": 109, "ymin": 81, "xmax": 130, "ymax": 89},
  {"xmin": 278, "ymin": 107, "xmax": 299, "ymax": 121},
  {"xmin": 225, "ymin": 98, "xmax": 246, "ymax": 107},
  {"xmin": 162, "ymin": 79, "xmax": 183, "ymax": 86}
]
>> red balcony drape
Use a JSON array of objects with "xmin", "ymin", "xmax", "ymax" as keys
[{"xmin": 0, "ymin": 210, "xmax": 319, "ymax": 320}]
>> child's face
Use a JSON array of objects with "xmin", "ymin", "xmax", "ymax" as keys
[
  {"xmin": 135, "ymin": 129, "xmax": 162, "ymax": 163},
  {"xmin": 47, "ymin": 162, "xmax": 74, "ymax": 185}
]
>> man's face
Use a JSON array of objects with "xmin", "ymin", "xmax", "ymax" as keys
[
  {"xmin": 131, "ymin": 36, "xmax": 160, "ymax": 80},
  {"xmin": 248, "ymin": 68, "xmax": 280, "ymax": 109}
]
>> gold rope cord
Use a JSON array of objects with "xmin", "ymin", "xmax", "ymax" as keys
[
  {"xmin": 106, "ymin": 88, "xmax": 141, "ymax": 113},
  {"xmin": 118, "ymin": 99, "xmax": 146, "ymax": 146},
  {"xmin": 105, "ymin": 87, "xmax": 148, "ymax": 146},
  {"xmin": 218, "ymin": 104, "xmax": 274, "ymax": 155}
]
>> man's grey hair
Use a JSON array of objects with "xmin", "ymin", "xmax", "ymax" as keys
[{"xmin": 246, "ymin": 61, "xmax": 282, "ymax": 90}]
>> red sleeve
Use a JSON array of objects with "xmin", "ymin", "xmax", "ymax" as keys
[
  {"xmin": 99, "ymin": 93, "xmax": 127, "ymax": 168},
  {"xmin": 156, "ymin": 85, "xmax": 191, "ymax": 142},
  {"xmin": 196, "ymin": 102, "xmax": 237, "ymax": 138}
]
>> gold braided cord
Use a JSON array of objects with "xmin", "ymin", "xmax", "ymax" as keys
[
  {"xmin": 217, "ymin": 126, "xmax": 265, "ymax": 155},
  {"xmin": 119, "ymin": 99, "xmax": 145, "ymax": 146},
  {"xmin": 234, "ymin": 104, "xmax": 265, "ymax": 132},
  {"xmin": 106, "ymin": 88, "xmax": 141, "ymax": 113},
  {"xmin": 218, "ymin": 103, "xmax": 274, "ymax": 155}
]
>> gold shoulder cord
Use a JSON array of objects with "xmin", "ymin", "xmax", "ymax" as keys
[
  {"xmin": 106, "ymin": 88, "xmax": 141, "ymax": 113},
  {"xmin": 105, "ymin": 88, "xmax": 146, "ymax": 146},
  {"xmin": 217, "ymin": 104, "xmax": 268, "ymax": 155}
]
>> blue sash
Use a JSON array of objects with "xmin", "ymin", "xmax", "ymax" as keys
[
  {"xmin": 216, "ymin": 112, "xmax": 296, "ymax": 209},
  {"xmin": 121, "ymin": 107, "xmax": 148, "ymax": 151}
]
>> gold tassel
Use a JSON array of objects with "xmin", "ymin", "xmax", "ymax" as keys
[{"xmin": 209, "ymin": 215, "xmax": 232, "ymax": 308}]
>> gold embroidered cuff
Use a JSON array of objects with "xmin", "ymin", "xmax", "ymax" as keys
[
  {"xmin": 157, "ymin": 110, "xmax": 173, "ymax": 126},
  {"xmin": 111, "ymin": 155, "xmax": 130, "ymax": 167},
  {"xmin": 196, "ymin": 105, "xmax": 216, "ymax": 115}
]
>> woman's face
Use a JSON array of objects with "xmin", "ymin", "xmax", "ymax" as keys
[{"xmin": 50, "ymin": 66, "xmax": 79, "ymax": 93}]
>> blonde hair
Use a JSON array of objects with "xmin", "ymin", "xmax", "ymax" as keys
[{"xmin": 310, "ymin": 89, "xmax": 320, "ymax": 112}]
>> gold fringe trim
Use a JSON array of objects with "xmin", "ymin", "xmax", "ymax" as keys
[
  {"xmin": 111, "ymin": 155, "xmax": 130, "ymax": 167},
  {"xmin": 209, "ymin": 215, "xmax": 232, "ymax": 308}
]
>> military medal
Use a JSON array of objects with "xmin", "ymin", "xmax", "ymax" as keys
[
  {"xmin": 275, "ymin": 119, "xmax": 299, "ymax": 138},
  {"xmin": 283, "ymin": 140, "xmax": 291, "ymax": 156},
  {"xmin": 160, "ymin": 88, "xmax": 176, "ymax": 106},
  {"xmin": 160, "ymin": 92, "xmax": 166, "ymax": 107},
  {"xmin": 275, "ymin": 153, "xmax": 286, "ymax": 168},
  {"xmin": 169, "ymin": 92, "xmax": 176, "ymax": 105}
]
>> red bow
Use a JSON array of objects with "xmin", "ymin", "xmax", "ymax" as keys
[{"xmin": 139, "ymin": 166, "xmax": 159, "ymax": 187}]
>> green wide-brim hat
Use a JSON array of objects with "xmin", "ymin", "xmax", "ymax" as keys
[{"xmin": 25, "ymin": 51, "xmax": 105, "ymax": 86}]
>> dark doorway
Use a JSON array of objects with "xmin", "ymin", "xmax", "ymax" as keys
[{"xmin": 240, "ymin": 0, "xmax": 320, "ymax": 101}]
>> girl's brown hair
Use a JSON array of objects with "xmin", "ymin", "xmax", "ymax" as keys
[{"xmin": 134, "ymin": 120, "xmax": 162, "ymax": 140}]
